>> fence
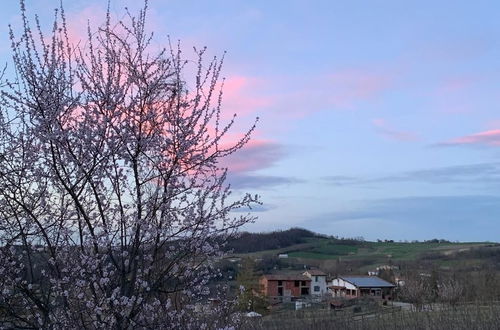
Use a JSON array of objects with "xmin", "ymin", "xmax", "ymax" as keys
[{"xmin": 241, "ymin": 301, "xmax": 500, "ymax": 330}]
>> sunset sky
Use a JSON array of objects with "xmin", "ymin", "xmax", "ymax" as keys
[{"xmin": 2, "ymin": 0, "xmax": 500, "ymax": 241}]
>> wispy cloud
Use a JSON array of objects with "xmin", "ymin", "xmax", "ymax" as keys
[
  {"xmin": 372, "ymin": 118, "xmax": 419, "ymax": 142},
  {"xmin": 227, "ymin": 173, "xmax": 302, "ymax": 189},
  {"xmin": 486, "ymin": 120, "xmax": 500, "ymax": 129},
  {"xmin": 436, "ymin": 77, "xmax": 475, "ymax": 95},
  {"xmin": 221, "ymin": 140, "xmax": 302, "ymax": 190},
  {"xmin": 221, "ymin": 140, "xmax": 286, "ymax": 173},
  {"xmin": 277, "ymin": 70, "xmax": 394, "ymax": 117},
  {"xmin": 323, "ymin": 162, "xmax": 500, "ymax": 186},
  {"xmin": 224, "ymin": 68, "xmax": 396, "ymax": 121},
  {"xmin": 327, "ymin": 70, "xmax": 393, "ymax": 109},
  {"xmin": 321, "ymin": 175, "xmax": 361, "ymax": 186},
  {"xmin": 302, "ymin": 195, "xmax": 500, "ymax": 241},
  {"xmin": 219, "ymin": 76, "xmax": 272, "ymax": 119},
  {"xmin": 436, "ymin": 129, "xmax": 500, "ymax": 147},
  {"xmin": 65, "ymin": 5, "xmax": 112, "ymax": 46}
]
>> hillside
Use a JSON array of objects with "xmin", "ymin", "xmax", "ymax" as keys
[
  {"xmin": 226, "ymin": 228, "xmax": 500, "ymax": 271},
  {"xmin": 225, "ymin": 227, "xmax": 319, "ymax": 253}
]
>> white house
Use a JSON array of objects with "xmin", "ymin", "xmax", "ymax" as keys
[
  {"xmin": 329, "ymin": 276, "xmax": 395, "ymax": 300},
  {"xmin": 303, "ymin": 270, "xmax": 328, "ymax": 295}
]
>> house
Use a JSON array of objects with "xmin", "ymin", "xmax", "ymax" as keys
[
  {"xmin": 303, "ymin": 270, "xmax": 328, "ymax": 296},
  {"xmin": 329, "ymin": 276, "xmax": 395, "ymax": 300},
  {"xmin": 259, "ymin": 274, "xmax": 311, "ymax": 302}
]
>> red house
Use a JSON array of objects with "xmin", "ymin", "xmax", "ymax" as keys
[{"xmin": 260, "ymin": 274, "xmax": 311, "ymax": 303}]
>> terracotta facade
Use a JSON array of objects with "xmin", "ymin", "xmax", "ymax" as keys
[{"xmin": 260, "ymin": 275, "xmax": 311, "ymax": 300}]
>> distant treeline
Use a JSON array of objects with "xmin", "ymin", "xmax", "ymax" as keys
[
  {"xmin": 420, "ymin": 244, "xmax": 500, "ymax": 264},
  {"xmin": 226, "ymin": 228, "xmax": 318, "ymax": 253},
  {"xmin": 225, "ymin": 227, "xmax": 464, "ymax": 254},
  {"xmin": 377, "ymin": 238, "xmax": 452, "ymax": 244}
]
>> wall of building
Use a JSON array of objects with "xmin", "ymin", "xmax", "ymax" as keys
[
  {"xmin": 329, "ymin": 278, "xmax": 358, "ymax": 299},
  {"xmin": 331, "ymin": 278, "xmax": 357, "ymax": 290},
  {"xmin": 282, "ymin": 280, "xmax": 309, "ymax": 297},
  {"xmin": 260, "ymin": 279, "xmax": 310, "ymax": 297},
  {"xmin": 328, "ymin": 278, "xmax": 394, "ymax": 300},
  {"xmin": 304, "ymin": 272, "xmax": 328, "ymax": 295}
]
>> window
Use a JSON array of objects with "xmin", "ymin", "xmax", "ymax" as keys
[
  {"xmin": 278, "ymin": 280, "xmax": 283, "ymax": 286},
  {"xmin": 278, "ymin": 287, "xmax": 283, "ymax": 296},
  {"xmin": 294, "ymin": 280, "xmax": 300, "ymax": 287},
  {"xmin": 315, "ymin": 276, "xmax": 318, "ymax": 282},
  {"xmin": 314, "ymin": 286, "xmax": 320, "ymax": 292},
  {"xmin": 301, "ymin": 281, "xmax": 306, "ymax": 286}
]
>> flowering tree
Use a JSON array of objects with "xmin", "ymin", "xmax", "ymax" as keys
[{"xmin": 0, "ymin": 1, "xmax": 258, "ymax": 328}]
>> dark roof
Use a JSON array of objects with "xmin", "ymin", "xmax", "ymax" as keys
[
  {"xmin": 340, "ymin": 276, "xmax": 395, "ymax": 288},
  {"xmin": 262, "ymin": 274, "xmax": 311, "ymax": 281},
  {"xmin": 304, "ymin": 270, "xmax": 327, "ymax": 276}
]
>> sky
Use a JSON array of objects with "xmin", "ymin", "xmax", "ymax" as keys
[{"xmin": 2, "ymin": 0, "xmax": 500, "ymax": 241}]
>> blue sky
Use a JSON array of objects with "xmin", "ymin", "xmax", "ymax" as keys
[{"xmin": 2, "ymin": 0, "xmax": 500, "ymax": 241}]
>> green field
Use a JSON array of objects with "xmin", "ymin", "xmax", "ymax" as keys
[{"xmin": 232, "ymin": 236, "xmax": 494, "ymax": 267}]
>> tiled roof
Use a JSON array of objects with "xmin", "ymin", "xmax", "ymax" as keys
[
  {"xmin": 341, "ymin": 276, "xmax": 395, "ymax": 288},
  {"xmin": 304, "ymin": 270, "xmax": 327, "ymax": 276},
  {"xmin": 262, "ymin": 274, "xmax": 311, "ymax": 281}
]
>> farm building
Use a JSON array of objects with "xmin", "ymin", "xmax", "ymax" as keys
[
  {"xmin": 303, "ymin": 270, "xmax": 328, "ymax": 296},
  {"xmin": 329, "ymin": 276, "xmax": 395, "ymax": 300},
  {"xmin": 260, "ymin": 274, "xmax": 311, "ymax": 303}
]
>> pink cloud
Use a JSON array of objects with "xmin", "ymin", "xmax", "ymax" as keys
[
  {"xmin": 218, "ymin": 76, "xmax": 272, "ymax": 119},
  {"xmin": 30, "ymin": 4, "xmax": 283, "ymax": 181},
  {"xmin": 64, "ymin": 4, "xmax": 172, "ymax": 52},
  {"xmin": 182, "ymin": 72, "xmax": 272, "ymax": 125},
  {"xmin": 220, "ymin": 139, "xmax": 285, "ymax": 173},
  {"xmin": 209, "ymin": 68, "xmax": 396, "ymax": 123},
  {"xmin": 65, "ymin": 5, "xmax": 107, "ymax": 46},
  {"xmin": 64, "ymin": 7, "xmax": 268, "ymax": 129},
  {"xmin": 372, "ymin": 118, "xmax": 418, "ymax": 142},
  {"xmin": 438, "ymin": 129, "xmax": 500, "ymax": 147}
]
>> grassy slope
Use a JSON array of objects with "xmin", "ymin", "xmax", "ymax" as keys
[{"xmin": 232, "ymin": 236, "xmax": 492, "ymax": 266}]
